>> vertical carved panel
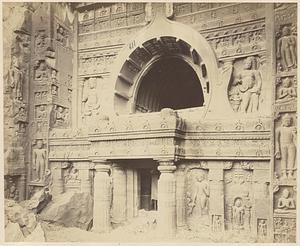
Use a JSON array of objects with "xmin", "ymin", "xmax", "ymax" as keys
[
  {"xmin": 185, "ymin": 168, "xmax": 209, "ymax": 231},
  {"xmin": 273, "ymin": 3, "xmax": 297, "ymax": 243},
  {"xmin": 3, "ymin": 3, "xmax": 33, "ymax": 202}
]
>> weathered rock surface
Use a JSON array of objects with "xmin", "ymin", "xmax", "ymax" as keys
[
  {"xmin": 20, "ymin": 188, "xmax": 52, "ymax": 213},
  {"xmin": 24, "ymin": 223, "xmax": 46, "ymax": 242},
  {"xmin": 5, "ymin": 222, "xmax": 25, "ymax": 242},
  {"xmin": 5, "ymin": 199, "xmax": 46, "ymax": 242},
  {"xmin": 39, "ymin": 192, "xmax": 93, "ymax": 230}
]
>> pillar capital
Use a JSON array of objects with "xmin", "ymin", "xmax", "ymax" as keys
[
  {"xmin": 156, "ymin": 158, "xmax": 176, "ymax": 166},
  {"xmin": 111, "ymin": 163, "xmax": 124, "ymax": 169},
  {"xmin": 158, "ymin": 165, "xmax": 176, "ymax": 173},
  {"xmin": 93, "ymin": 160, "xmax": 111, "ymax": 172},
  {"xmin": 94, "ymin": 164, "xmax": 111, "ymax": 172}
]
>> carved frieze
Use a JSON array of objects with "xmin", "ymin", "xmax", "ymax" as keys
[
  {"xmin": 78, "ymin": 52, "xmax": 117, "ymax": 75},
  {"xmin": 78, "ymin": 3, "xmax": 146, "ymax": 36},
  {"xmin": 174, "ymin": 3, "xmax": 265, "ymax": 32},
  {"xmin": 203, "ymin": 22, "xmax": 266, "ymax": 59},
  {"xmin": 186, "ymin": 117, "xmax": 271, "ymax": 132}
]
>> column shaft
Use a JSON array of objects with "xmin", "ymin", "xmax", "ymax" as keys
[
  {"xmin": 93, "ymin": 163, "xmax": 111, "ymax": 233},
  {"xmin": 157, "ymin": 164, "xmax": 177, "ymax": 236},
  {"xmin": 79, "ymin": 168, "xmax": 91, "ymax": 193},
  {"xmin": 112, "ymin": 164, "xmax": 127, "ymax": 223},
  {"xmin": 176, "ymin": 165, "xmax": 186, "ymax": 227},
  {"xmin": 51, "ymin": 163, "xmax": 64, "ymax": 195}
]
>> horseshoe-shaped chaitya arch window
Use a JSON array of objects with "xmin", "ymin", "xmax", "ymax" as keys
[{"xmin": 105, "ymin": 5, "xmax": 222, "ymax": 117}]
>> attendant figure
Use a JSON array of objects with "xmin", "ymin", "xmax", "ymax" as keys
[
  {"xmin": 236, "ymin": 56, "xmax": 262, "ymax": 113},
  {"xmin": 275, "ymin": 114, "xmax": 297, "ymax": 179}
]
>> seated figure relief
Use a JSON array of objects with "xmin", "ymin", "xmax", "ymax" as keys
[
  {"xmin": 277, "ymin": 77, "xmax": 297, "ymax": 103},
  {"xmin": 275, "ymin": 189, "xmax": 295, "ymax": 213},
  {"xmin": 65, "ymin": 166, "xmax": 80, "ymax": 184}
]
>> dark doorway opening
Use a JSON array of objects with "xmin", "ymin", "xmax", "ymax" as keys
[
  {"xmin": 140, "ymin": 169, "xmax": 158, "ymax": 211},
  {"xmin": 136, "ymin": 56, "xmax": 204, "ymax": 113}
]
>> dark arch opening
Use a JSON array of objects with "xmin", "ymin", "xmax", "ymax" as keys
[{"xmin": 135, "ymin": 57, "xmax": 204, "ymax": 113}]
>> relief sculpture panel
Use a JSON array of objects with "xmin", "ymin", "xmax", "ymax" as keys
[
  {"xmin": 275, "ymin": 113, "xmax": 297, "ymax": 180},
  {"xmin": 185, "ymin": 168, "xmax": 210, "ymax": 232},
  {"xmin": 224, "ymin": 162, "xmax": 253, "ymax": 233},
  {"xmin": 228, "ymin": 56, "xmax": 263, "ymax": 113}
]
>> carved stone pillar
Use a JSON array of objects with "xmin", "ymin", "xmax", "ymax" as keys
[
  {"xmin": 126, "ymin": 168, "xmax": 134, "ymax": 220},
  {"xmin": 157, "ymin": 162, "xmax": 177, "ymax": 236},
  {"xmin": 176, "ymin": 164, "xmax": 186, "ymax": 227},
  {"xmin": 208, "ymin": 163, "xmax": 225, "ymax": 231},
  {"xmin": 51, "ymin": 162, "xmax": 64, "ymax": 195},
  {"xmin": 253, "ymin": 168, "xmax": 270, "ymax": 238},
  {"xmin": 78, "ymin": 78, "xmax": 85, "ymax": 127},
  {"xmin": 93, "ymin": 161, "xmax": 111, "ymax": 233},
  {"xmin": 111, "ymin": 164, "xmax": 127, "ymax": 224},
  {"xmin": 77, "ymin": 162, "xmax": 91, "ymax": 194},
  {"xmin": 17, "ymin": 174, "xmax": 26, "ymax": 201},
  {"xmin": 133, "ymin": 169, "xmax": 139, "ymax": 217}
]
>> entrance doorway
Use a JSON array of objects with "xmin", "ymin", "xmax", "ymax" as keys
[{"xmin": 140, "ymin": 169, "xmax": 159, "ymax": 211}]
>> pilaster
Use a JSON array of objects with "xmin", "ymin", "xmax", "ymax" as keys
[{"xmin": 157, "ymin": 161, "xmax": 177, "ymax": 236}]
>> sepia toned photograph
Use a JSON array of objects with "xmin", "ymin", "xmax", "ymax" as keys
[{"xmin": 2, "ymin": 1, "xmax": 298, "ymax": 243}]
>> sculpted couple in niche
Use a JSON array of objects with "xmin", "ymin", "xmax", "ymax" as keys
[{"xmin": 230, "ymin": 56, "xmax": 262, "ymax": 113}]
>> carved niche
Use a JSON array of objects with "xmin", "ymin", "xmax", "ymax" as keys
[
  {"xmin": 34, "ymin": 60, "xmax": 49, "ymax": 81},
  {"xmin": 63, "ymin": 164, "xmax": 81, "ymax": 192},
  {"xmin": 81, "ymin": 77, "xmax": 101, "ymax": 118},
  {"xmin": 274, "ymin": 187, "xmax": 296, "ymax": 214},
  {"xmin": 224, "ymin": 162, "xmax": 253, "ymax": 231},
  {"xmin": 31, "ymin": 139, "xmax": 47, "ymax": 183},
  {"xmin": 185, "ymin": 168, "xmax": 210, "ymax": 232},
  {"xmin": 228, "ymin": 56, "xmax": 263, "ymax": 113},
  {"xmin": 276, "ymin": 25, "xmax": 297, "ymax": 72},
  {"xmin": 276, "ymin": 76, "xmax": 297, "ymax": 104},
  {"xmin": 50, "ymin": 105, "xmax": 70, "ymax": 128},
  {"xmin": 257, "ymin": 219, "xmax": 267, "ymax": 239},
  {"xmin": 56, "ymin": 23, "xmax": 69, "ymax": 46},
  {"xmin": 34, "ymin": 30, "xmax": 48, "ymax": 54},
  {"xmin": 8, "ymin": 56, "xmax": 24, "ymax": 100},
  {"xmin": 4, "ymin": 176, "xmax": 20, "ymax": 201}
]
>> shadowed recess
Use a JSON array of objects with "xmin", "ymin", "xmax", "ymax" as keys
[{"xmin": 135, "ymin": 57, "xmax": 204, "ymax": 112}]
